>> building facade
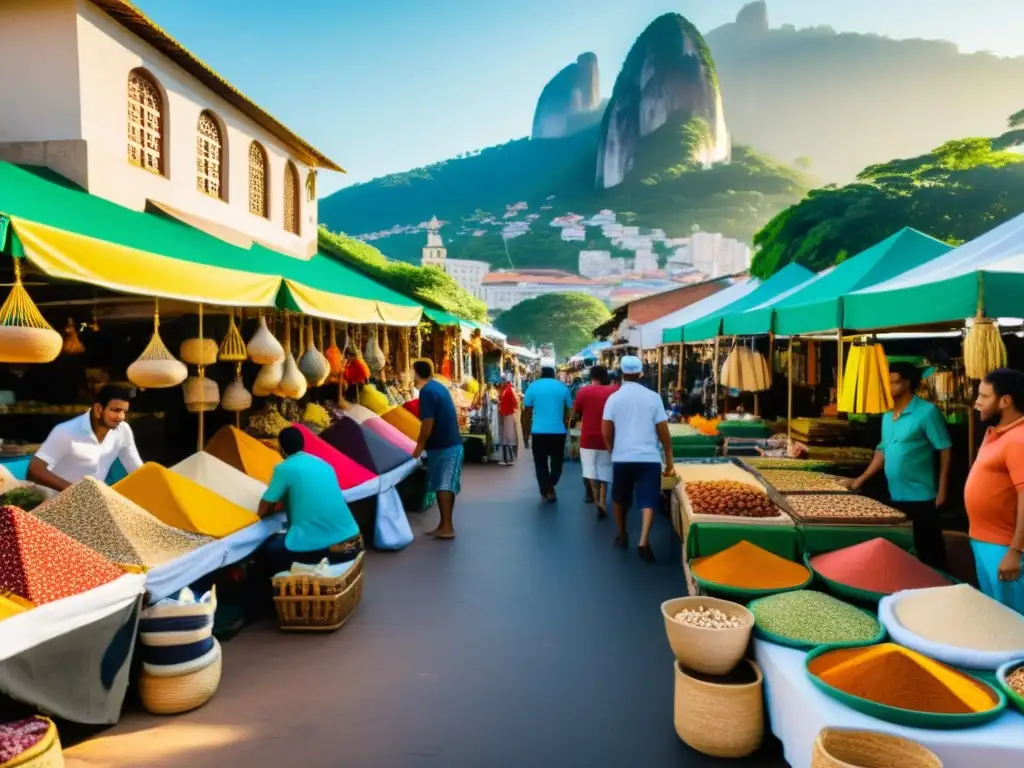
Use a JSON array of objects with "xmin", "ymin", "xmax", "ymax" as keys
[
  {"xmin": 0, "ymin": 0, "xmax": 341, "ymax": 259},
  {"xmin": 419, "ymin": 216, "xmax": 490, "ymax": 299}
]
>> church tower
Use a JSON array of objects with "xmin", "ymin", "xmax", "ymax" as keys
[{"xmin": 421, "ymin": 216, "xmax": 447, "ymax": 267}]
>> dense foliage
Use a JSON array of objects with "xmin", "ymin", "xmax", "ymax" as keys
[
  {"xmin": 751, "ymin": 129, "xmax": 1024, "ymax": 278},
  {"xmin": 493, "ymin": 293, "xmax": 611, "ymax": 359},
  {"xmin": 317, "ymin": 228, "xmax": 487, "ymax": 321}
]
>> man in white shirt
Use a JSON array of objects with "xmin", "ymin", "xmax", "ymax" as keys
[
  {"xmin": 602, "ymin": 356, "xmax": 674, "ymax": 563},
  {"xmin": 28, "ymin": 385, "xmax": 143, "ymax": 492}
]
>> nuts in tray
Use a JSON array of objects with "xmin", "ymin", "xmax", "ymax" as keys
[
  {"xmin": 757, "ymin": 470, "xmax": 850, "ymax": 494},
  {"xmin": 784, "ymin": 494, "xmax": 907, "ymax": 522},
  {"xmin": 685, "ymin": 480, "xmax": 780, "ymax": 518}
]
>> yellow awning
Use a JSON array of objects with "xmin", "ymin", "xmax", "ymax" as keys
[
  {"xmin": 11, "ymin": 217, "xmax": 281, "ymax": 307},
  {"xmin": 283, "ymin": 279, "xmax": 421, "ymax": 326}
]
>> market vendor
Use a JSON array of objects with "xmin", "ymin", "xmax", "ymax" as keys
[
  {"xmin": 258, "ymin": 426, "xmax": 363, "ymax": 574},
  {"xmin": 842, "ymin": 363, "xmax": 952, "ymax": 570},
  {"xmin": 27, "ymin": 385, "xmax": 143, "ymax": 492},
  {"xmin": 342, "ymin": 347, "xmax": 371, "ymax": 403},
  {"xmin": 965, "ymin": 368, "xmax": 1024, "ymax": 612}
]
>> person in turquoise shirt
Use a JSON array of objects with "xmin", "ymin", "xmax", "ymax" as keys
[
  {"xmin": 522, "ymin": 361, "xmax": 573, "ymax": 502},
  {"xmin": 259, "ymin": 426, "xmax": 364, "ymax": 574},
  {"xmin": 844, "ymin": 363, "xmax": 952, "ymax": 569}
]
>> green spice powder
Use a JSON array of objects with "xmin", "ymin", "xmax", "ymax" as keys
[{"xmin": 751, "ymin": 590, "xmax": 881, "ymax": 646}]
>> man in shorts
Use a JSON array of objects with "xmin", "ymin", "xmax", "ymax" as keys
[
  {"xmin": 602, "ymin": 356, "xmax": 675, "ymax": 563},
  {"xmin": 573, "ymin": 365, "xmax": 615, "ymax": 518},
  {"xmin": 412, "ymin": 360, "xmax": 463, "ymax": 539}
]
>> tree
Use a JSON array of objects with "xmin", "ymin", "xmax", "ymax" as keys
[
  {"xmin": 1009, "ymin": 108, "xmax": 1024, "ymax": 129},
  {"xmin": 751, "ymin": 135, "xmax": 1024, "ymax": 278},
  {"xmin": 493, "ymin": 293, "xmax": 611, "ymax": 360}
]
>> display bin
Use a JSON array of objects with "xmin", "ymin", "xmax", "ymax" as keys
[
  {"xmin": 717, "ymin": 421, "xmax": 772, "ymax": 439},
  {"xmin": 800, "ymin": 524, "xmax": 915, "ymax": 556},
  {"xmin": 684, "ymin": 522, "xmax": 802, "ymax": 563}
]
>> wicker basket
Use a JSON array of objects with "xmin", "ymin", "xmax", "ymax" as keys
[
  {"xmin": 662, "ymin": 596, "xmax": 753, "ymax": 675},
  {"xmin": 272, "ymin": 554, "xmax": 365, "ymax": 632},
  {"xmin": 811, "ymin": 728, "xmax": 942, "ymax": 768},
  {"xmin": 139, "ymin": 642, "xmax": 222, "ymax": 716},
  {"xmin": 673, "ymin": 659, "xmax": 764, "ymax": 759},
  {"xmin": 1, "ymin": 717, "xmax": 64, "ymax": 768}
]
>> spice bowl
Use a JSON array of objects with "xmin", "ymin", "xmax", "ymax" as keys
[
  {"xmin": 661, "ymin": 596, "xmax": 754, "ymax": 675},
  {"xmin": 811, "ymin": 728, "xmax": 942, "ymax": 768},
  {"xmin": 996, "ymin": 660, "xmax": 1024, "ymax": 714}
]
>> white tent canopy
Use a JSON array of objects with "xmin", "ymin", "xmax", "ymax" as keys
[{"xmin": 632, "ymin": 278, "xmax": 758, "ymax": 349}]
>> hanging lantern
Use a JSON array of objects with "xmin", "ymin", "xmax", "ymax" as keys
[
  {"xmin": 218, "ymin": 309, "xmax": 248, "ymax": 363},
  {"xmin": 277, "ymin": 314, "xmax": 307, "ymax": 400},
  {"xmin": 127, "ymin": 301, "xmax": 188, "ymax": 389},
  {"xmin": 247, "ymin": 312, "xmax": 285, "ymax": 365},
  {"xmin": 61, "ymin": 317, "xmax": 85, "ymax": 355},
  {"xmin": 0, "ymin": 258, "xmax": 62, "ymax": 364},
  {"xmin": 299, "ymin": 317, "xmax": 330, "ymax": 386}
]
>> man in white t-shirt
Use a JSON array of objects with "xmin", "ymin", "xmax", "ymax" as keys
[
  {"xmin": 602, "ymin": 356, "xmax": 674, "ymax": 563},
  {"xmin": 28, "ymin": 385, "xmax": 143, "ymax": 491}
]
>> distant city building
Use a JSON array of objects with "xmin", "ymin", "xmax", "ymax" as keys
[
  {"xmin": 561, "ymin": 227, "xmax": 586, "ymax": 242},
  {"xmin": 688, "ymin": 232, "xmax": 752, "ymax": 277},
  {"xmin": 420, "ymin": 215, "xmax": 490, "ymax": 298},
  {"xmin": 633, "ymin": 249, "xmax": 659, "ymax": 275},
  {"xmin": 481, "ymin": 269, "xmax": 611, "ymax": 311},
  {"xmin": 578, "ymin": 250, "xmax": 620, "ymax": 278}
]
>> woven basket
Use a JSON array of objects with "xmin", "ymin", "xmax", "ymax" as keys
[
  {"xmin": 661, "ymin": 596, "xmax": 753, "ymax": 675},
  {"xmin": 139, "ymin": 642, "xmax": 222, "ymax": 715},
  {"xmin": 811, "ymin": 728, "xmax": 942, "ymax": 767},
  {"xmin": 673, "ymin": 659, "xmax": 764, "ymax": 759},
  {"xmin": 1, "ymin": 717, "xmax": 63, "ymax": 768},
  {"xmin": 272, "ymin": 554, "xmax": 365, "ymax": 632}
]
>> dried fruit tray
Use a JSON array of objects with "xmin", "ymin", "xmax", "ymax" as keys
[
  {"xmin": 756, "ymin": 469, "xmax": 851, "ymax": 495},
  {"xmin": 674, "ymin": 459, "xmax": 795, "ymax": 532},
  {"xmin": 784, "ymin": 494, "xmax": 909, "ymax": 527}
]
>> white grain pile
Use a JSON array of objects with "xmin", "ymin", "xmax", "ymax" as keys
[
  {"xmin": 170, "ymin": 451, "xmax": 267, "ymax": 512},
  {"xmin": 673, "ymin": 604, "xmax": 744, "ymax": 629},
  {"xmin": 893, "ymin": 583, "xmax": 1024, "ymax": 652}
]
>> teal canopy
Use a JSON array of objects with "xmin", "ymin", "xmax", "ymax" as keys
[
  {"xmin": 722, "ymin": 229, "xmax": 952, "ymax": 337},
  {"xmin": 681, "ymin": 263, "xmax": 815, "ymax": 342}
]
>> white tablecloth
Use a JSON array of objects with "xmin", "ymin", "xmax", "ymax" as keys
[{"xmin": 754, "ymin": 639, "xmax": 1024, "ymax": 768}]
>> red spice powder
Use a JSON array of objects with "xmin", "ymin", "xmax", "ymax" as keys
[{"xmin": 809, "ymin": 538, "xmax": 952, "ymax": 594}]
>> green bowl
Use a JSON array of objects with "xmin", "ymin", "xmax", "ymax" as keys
[
  {"xmin": 996, "ymin": 660, "xmax": 1024, "ymax": 714},
  {"xmin": 748, "ymin": 593, "xmax": 886, "ymax": 651},
  {"xmin": 805, "ymin": 644, "xmax": 1008, "ymax": 729}
]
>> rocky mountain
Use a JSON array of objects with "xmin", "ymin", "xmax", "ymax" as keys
[
  {"xmin": 531, "ymin": 53, "xmax": 606, "ymax": 139},
  {"xmin": 705, "ymin": 1, "xmax": 1024, "ymax": 182},
  {"xmin": 596, "ymin": 14, "xmax": 730, "ymax": 189}
]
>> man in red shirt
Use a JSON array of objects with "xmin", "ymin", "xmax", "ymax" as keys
[{"xmin": 573, "ymin": 365, "xmax": 615, "ymax": 517}]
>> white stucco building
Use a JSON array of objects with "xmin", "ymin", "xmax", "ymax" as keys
[
  {"xmin": 420, "ymin": 216, "xmax": 490, "ymax": 299},
  {"xmin": 0, "ymin": 0, "xmax": 341, "ymax": 259},
  {"xmin": 689, "ymin": 232, "xmax": 752, "ymax": 278},
  {"xmin": 481, "ymin": 270, "xmax": 611, "ymax": 312}
]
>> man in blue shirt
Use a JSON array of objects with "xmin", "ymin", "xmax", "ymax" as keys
[
  {"xmin": 844, "ymin": 362, "xmax": 952, "ymax": 569},
  {"xmin": 259, "ymin": 426, "xmax": 364, "ymax": 573},
  {"xmin": 412, "ymin": 359, "xmax": 464, "ymax": 539},
  {"xmin": 522, "ymin": 360, "xmax": 573, "ymax": 502}
]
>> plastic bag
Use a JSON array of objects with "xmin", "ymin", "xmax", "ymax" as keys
[{"xmin": 374, "ymin": 487, "xmax": 413, "ymax": 550}]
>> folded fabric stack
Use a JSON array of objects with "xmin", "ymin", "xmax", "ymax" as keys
[
  {"xmin": 788, "ymin": 418, "xmax": 850, "ymax": 446},
  {"xmin": 137, "ymin": 587, "xmax": 222, "ymax": 715}
]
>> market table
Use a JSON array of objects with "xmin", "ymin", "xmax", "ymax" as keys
[{"xmin": 754, "ymin": 639, "xmax": 1024, "ymax": 768}]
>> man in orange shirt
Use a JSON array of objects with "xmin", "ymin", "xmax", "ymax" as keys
[{"xmin": 965, "ymin": 368, "xmax": 1024, "ymax": 613}]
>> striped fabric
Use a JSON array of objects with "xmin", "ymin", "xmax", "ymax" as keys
[{"xmin": 139, "ymin": 587, "xmax": 219, "ymax": 677}]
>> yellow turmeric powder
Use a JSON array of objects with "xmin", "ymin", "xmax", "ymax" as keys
[
  {"xmin": 808, "ymin": 643, "xmax": 998, "ymax": 714},
  {"xmin": 690, "ymin": 541, "xmax": 810, "ymax": 590},
  {"xmin": 206, "ymin": 426, "xmax": 282, "ymax": 485}
]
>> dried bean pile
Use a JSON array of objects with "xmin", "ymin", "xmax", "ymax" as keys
[
  {"xmin": 785, "ymin": 494, "xmax": 907, "ymax": 522},
  {"xmin": 672, "ymin": 604, "xmax": 745, "ymax": 629},
  {"xmin": 1007, "ymin": 666, "xmax": 1024, "ymax": 697},
  {"xmin": 685, "ymin": 480, "xmax": 779, "ymax": 518},
  {"xmin": 750, "ymin": 590, "xmax": 881, "ymax": 647},
  {"xmin": 758, "ymin": 470, "xmax": 849, "ymax": 494}
]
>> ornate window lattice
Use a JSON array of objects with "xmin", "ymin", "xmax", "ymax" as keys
[
  {"xmin": 284, "ymin": 161, "xmax": 300, "ymax": 234},
  {"xmin": 196, "ymin": 111, "xmax": 224, "ymax": 198},
  {"xmin": 127, "ymin": 70, "xmax": 163, "ymax": 174},
  {"xmin": 248, "ymin": 142, "xmax": 268, "ymax": 217}
]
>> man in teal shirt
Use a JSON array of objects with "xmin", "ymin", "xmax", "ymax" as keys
[
  {"xmin": 522, "ymin": 361, "xmax": 573, "ymax": 502},
  {"xmin": 844, "ymin": 363, "xmax": 952, "ymax": 569},
  {"xmin": 259, "ymin": 426, "xmax": 364, "ymax": 573}
]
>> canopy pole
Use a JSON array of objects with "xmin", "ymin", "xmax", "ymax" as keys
[
  {"xmin": 657, "ymin": 346, "xmax": 664, "ymax": 398},
  {"xmin": 712, "ymin": 337, "xmax": 720, "ymax": 418},
  {"xmin": 197, "ymin": 303, "xmax": 205, "ymax": 452},
  {"xmin": 676, "ymin": 343, "xmax": 685, "ymax": 393},
  {"xmin": 787, "ymin": 336, "xmax": 794, "ymax": 446},
  {"xmin": 836, "ymin": 330, "xmax": 844, "ymax": 397}
]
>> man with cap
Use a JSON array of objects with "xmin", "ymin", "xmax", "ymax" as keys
[
  {"xmin": 522, "ymin": 359, "xmax": 573, "ymax": 502},
  {"xmin": 602, "ymin": 355, "xmax": 675, "ymax": 562}
]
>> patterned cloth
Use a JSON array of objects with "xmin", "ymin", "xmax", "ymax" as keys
[
  {"xmin": 0, "ymin": 718, "xmax": 49, "ymax": 763},
  {"xmin": 426, "ymin": 445, "xmax": 464, "ymax": 495}
]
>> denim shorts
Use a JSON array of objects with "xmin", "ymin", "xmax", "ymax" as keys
[
  {"xmin": 612, "ymin": 462, "xmax": 662, "ymax": 511},
  {"xmin": 426, "ymin": 444, "xmax": 464, "ymax": 495}
]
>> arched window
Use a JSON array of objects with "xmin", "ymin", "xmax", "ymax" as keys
[
  {"xmin": 284, "ymin": 160, "xmax": 300, "ymax": 235},
  {"xmin": 248, "ymin": 142, "xmax": 268, "ymax": 217},
  {"xmin": 127, "ymin": 69, "xmax": 164, "ymax": 174},
  {"xmin": 196, "ymin": 111, "xmax": 224, "ymax": 199}
]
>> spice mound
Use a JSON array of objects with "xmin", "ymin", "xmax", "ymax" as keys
[
  {"xmin": 809, "ymin": 538, "xmax": 951, "ymax": 596},
  {"xmin": 685, "ymin": 480, "xmax": 779, "ymax": 518},
  {"xmin": 691, "ymin": 541, "xmax": 810, "ymax": 591},
  {"xmin": 808, "ymin": 643, "xmax": 999, "ymax": 715},
  {"xmin": 672, "ymin": 604, "xmax": 745, "ymax": 629},
  {"xmin": 751, "ymin": 591, "xmax": 881, "ymax": 647},
  {"xmin": 893, "ymin": 584, "xmax": 1024, "ymax": 653},
  {"xmin": 1008, "ymin": 666, "xmax": 1024, "ymax": 697},
  {"xmin": 786, "ymin": 494, "xmax": 906, "ymax": 522},
  {"xmin": 758, "ymin": 470, "xmax": 849, "ymax": 493}
]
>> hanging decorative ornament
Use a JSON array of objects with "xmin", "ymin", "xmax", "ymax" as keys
[
  {"xmin": 364, "ymin": 325, "xmax": 385, "ymax": 376},
  {"xmin": 325, "ymin": 322, "xmax": 344, "ymax": 382},
  {"xmin": 61, "ymin": 317, "xmax": 85, "ymax": 355},
  {"xmin": 277, "ymin": 313, "xmax": 307, "ymax": 400},
  {"xmin": 218, "ymin": 309, "xmax": 248, "ymax": 363},
  {"xmin": 299, "ymin": 317, "xmax": 330, "ymax": 386},
  {"xmin": 222, "ymin": 363, "xmax": 253, "ymax": 412},
  {"xmin": 0, "ymin": 258, "xmax": 62, "ymax": 364},
  {"xmin": 127, "ymin": 300, "xmax": 188, "ymax": 389},
  {"xmin": 247, "ymin": 311, "xmax": 285, "ymax": 365}
]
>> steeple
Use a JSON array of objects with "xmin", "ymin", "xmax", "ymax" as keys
[{"xmin": 422, "ymin": 216, "xmax": 447, "ymax": 266}]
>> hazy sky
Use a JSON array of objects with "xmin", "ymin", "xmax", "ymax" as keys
[{"xmin": 132, "ymin": 0, "xmax": 1024, "ymax": 196}]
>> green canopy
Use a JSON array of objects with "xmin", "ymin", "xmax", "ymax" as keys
[
  {"xmin": 722, "ymin": 229, "xmax": 952, "ymax": 337},
  {"xmin": 681, "ymin": 263, "xmax": 815, "ymax": 342},
  {"xmin": 843, "ymin": 213, "xmax": 1024, "ymax": 331},
  {"xmin": 424, "ymin": 307, "xmax": 468, "ymax": 326}
]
